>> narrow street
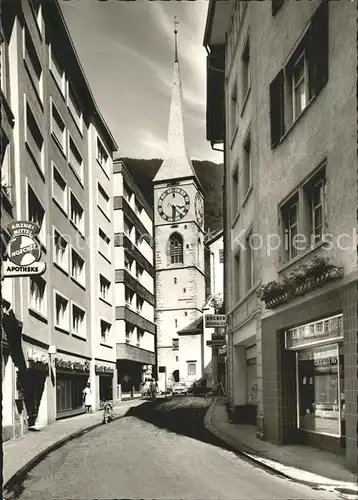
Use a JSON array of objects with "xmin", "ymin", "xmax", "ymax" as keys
[{"xmin": 9, "ymin": 398, "xmax": 339, "ymax": 500}]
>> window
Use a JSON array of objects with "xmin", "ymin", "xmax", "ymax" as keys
[
  {"xmin": 269, "ymin": 2, "xmax": 329, "ymax": 148},
  {"xmin": 68, "ymin": 136, "xmax": 83, "ymax": 182},
  {"xmin": 219, "ymin": 249, "xmax": 224, "ymax": 263},
  {"xmin": 136, "ymin": 263, "xmax": 143, "ymax": 280},
  {"xmin": 175, "ymin": 356, "xmax": 179, "ymax": 362},
  {"xmin": 230, "ymin": 81, "xmax": 238, "ymax": 139},
  {"xmin": 303, "ymin": 167, "xmax": 327, "ymax": 246},
  {"xmin": 29, "ymin": 0, "xmax": 42, "ymax": 34},
  {"xmin": 28, "ymin": 184, "xmax": 46, "ymax": 245},
  {"xmin": 72, "ymin": 304, "xmax": 86, "ymax": 338},
  {"xmin": 187, "ymin": 362, "xmax": 196, "ymax": 376},
  {"xmin": 243, "ymin": 131, "xmax": 252, "ymax": 198},
  {"xmin": 174, "ymin": 277, "xmax": 177, "ymax": 284},
  {"xmin": 183, "ymin": 288, "xmax": 186, "ymax": 293},
  {"xmin": 29, "ymin": 276, "xmax": 47, "ymax": 316},
  {"xmin": 245, "ymin": 229, "xmax": 254, "ymax": 291},
  {"xmin": 125, "ymin": 287, "xmax": 134, "ymax": 307},
  {"xmin": 1, "ymin": 129, "xmax": 11, "ymax": 199},
  {"xmin": 67, "ymin": 82, "xmax": 82, "ymax": 132},
  {"xmin": 97, "ymin": 183, "xmax": 110, "ymax": 218},
  {"xmin": 98, "ymin": 228, "xmax": 111, "ymax": 260},
  {"xmin": 125, "ymin": 322, "xmax": 134, "ymax": 342},
  {"xmin": 71, "ymin": 248, "xmax": 85, "ymax": 286},
  {"xmin": 97, "ymin": 138, "xmax": 109, "ymax": 174},
  {"xmin": 169, "ymin": 233, "xmax": 183, "ymax": 265},
  {"xmin": 100, "ymin": 274, "xmax": 111, "ymax": 303},
  {"xmin": 54, "ymin": 292, "xmax": 70, "ymax": 331},
  {"xmin": 175, "ymin": 319, "xmax": 178, "ymax": 328},
  {"xmin": 53, "ymin": 229, "xmax": 69, "ymax": 272},
  {"xmin": 185, "ymin": 311, "xmax": 188, "ymax": 316},
  {"xmin": 172, "ymin": 339, "xmax": 179, "ymax": 351},
  {"xmin": 49, "ymin": 45, "xmax": 65, "ymax": 95},
  {"xmin": 136, "ymin": 328, "xmax": 144, "ymax": 346},
  {"xmin": 136, "ymin": 296, "xmax": 144, "ymax": 315},
  {"xmin": 281, "ymin": 194, "xmax": 299, "ymax": 261},
  {"xmin": 50, "ymin": 100, "xmax": 66, "ymax": 152},
  {"xmin": 134, "ymin": 200, "xmax": 142, "ymax": 216},
  {"xmin": 70, "ymin": 191, "xmax": 84, "ymax": 234},
  {"xmin": 234, "ymin": 250, "xmax": 240, "ymax": 301},
  {"xmin": 25, "ymin": 102, "xmax": 44, "ymax": 170},
  {"xmin": 101, "ymin": 319, "xmax": 111, "ymax": 342},
  {"xmin": 23, "ymin": 28, "xmax": 42, "ymax": 99},
  {"xmin": 241, "ymin": 36, "xmax": 250, "ymax": 101},
  {"xmin": 123, "ymin": 182, "xmax": 132, "ymax": 204},
  {"xmin": 1, "ymin": 40, "xmax": 7, "ymax": 95},
  {"xmin": 125, "ymin": 253, "xmax": 133, "ymax": 272},
  {"xmin": 231, "ymin": 166, "xmax": 239, "ymax": 218},
  {"xmin": 272, "ymin": 0, "xmax": 285, "ymax": 16},
  {"xmin": 124, "ymin": 216, "xmax": 133, "ymax": 238},
  {"xmin": 52, "ymin": 164, "xmax": 67, "ymax": 213}
]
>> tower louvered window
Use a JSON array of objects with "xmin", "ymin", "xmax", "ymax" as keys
[{"xmin": 170, "ymin": 233, "xmax": 183, "ymax": 264}]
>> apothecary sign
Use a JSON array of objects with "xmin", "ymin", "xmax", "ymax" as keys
[{"xmin": 285, "ymin": 313, "xmax": 343, "ymax": 350}]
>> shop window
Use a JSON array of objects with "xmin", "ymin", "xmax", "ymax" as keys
[{"xmin": 297, "ymin": 344, "xmax": 344, "ymax": 437}]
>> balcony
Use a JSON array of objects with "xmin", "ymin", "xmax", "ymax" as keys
[
  {"xmin": 116, "ymin": 342, "xmax": 155, "ymax": 365},
  {"xmin": 116, "ymin": 306, "xmax": 155, "ymax": 334},
  {"xmin": 114, "ymin": 233, "xmax": 154, "ymax": 278}
]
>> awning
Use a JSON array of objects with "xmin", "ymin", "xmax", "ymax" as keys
[{"xmin": 177, "ymin": 316, "xmax": 203, "ymax": 335}]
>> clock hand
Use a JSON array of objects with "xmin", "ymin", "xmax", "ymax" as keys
[{"xmin": 172, "ymin": 205, "xmax": 176, "ymax": 221}]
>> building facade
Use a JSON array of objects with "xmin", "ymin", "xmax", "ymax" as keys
[
  {"xmin": 204, "ymin": 0, "xmax": 357, "ymax": 471},
  {"xmin": 113, "ymin": 159, "xmax": 156, "ymax": 394},
  {"xmin": 153, "ymin": 31, "xmax": 206, "ymax": 392},
  {"xmin": 1, "ymin": 0, "xmax": 117, "ymax": 439}
]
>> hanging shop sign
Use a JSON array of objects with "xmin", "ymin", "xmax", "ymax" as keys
[
  {"xmin": 3, "ymin": 222, "xmax": 46, "ymax": 278},
  {"xmin": 55, "ymin": 358, "xmax": 90, "ymax": 372},
  {"xmin": 285, "ymin": 314, "xmax": 343, "ymax": 350},
  {"xmin": 95, "ymin": 365, "xmax": 114, "ymax": 375},
  {"xmin": 205, "ymin": 314, "xmax": 226, "ymax": 328}
]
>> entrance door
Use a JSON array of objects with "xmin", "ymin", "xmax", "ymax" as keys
[{"xmin": 173, "ymin": 370, "xmax": 180, "ymax": 383}]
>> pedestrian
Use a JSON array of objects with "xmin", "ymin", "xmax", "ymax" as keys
[{"xmin": 82, "ymin": 382, "xmax": 92, "ymax": 413}]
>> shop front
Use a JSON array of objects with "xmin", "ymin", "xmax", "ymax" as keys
[
  {"xmin": 95, "ymin": 364, "xmax": 114, "ymax": 403},
  {"xmin": 55, "ymin": 357, "xmax": 90, "ymax": 419},
  {"xmin": 285, "ymin": 314, "xmax": 345, "ymax": 450}
]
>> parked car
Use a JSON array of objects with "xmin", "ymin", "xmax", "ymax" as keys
[{"xmin": 172, "ymin": 382, "xmax": 188, "ymax": 396}]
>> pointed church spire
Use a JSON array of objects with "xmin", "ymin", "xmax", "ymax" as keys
[{"xmin": 153, "ymin": 19, "xmax": 201, "ymax": 187}]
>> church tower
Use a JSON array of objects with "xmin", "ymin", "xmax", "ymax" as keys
[{"xmin": 153, "ymin": 20, "xmax": 206, "ymax": 389}]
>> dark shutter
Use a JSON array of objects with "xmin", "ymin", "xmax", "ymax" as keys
[
  {"xmin": 272, "ymin": 0, "xmax": 284, "ymax": 16},
  {"xmin": 269, "ymin": 69, "xmax": 285, "ymax": 149},
  {"xmin": 309, "ymin": 1, "xmax": 329, "ymax": 97},
  {"xmin": 206, "ymin": 45, "xmax": 225, "ymax": 144}
]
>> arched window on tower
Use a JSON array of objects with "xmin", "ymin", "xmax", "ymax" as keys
[{"xmin": 169, "ymin": 233, "xmax": 183, "ymax": 265}]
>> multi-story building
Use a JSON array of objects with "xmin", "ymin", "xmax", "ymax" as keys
[
  {"xmin": 1, "ymin": 20, "xmax": 27, "ymax": 441},
  {"xmin": 204, "ymin": 0, "xmax": 357, "ymax": 471},
  {"xmin": 1, "ymin": 0, "xmax": 117, "ymax": 438},
  {"xmin": 113, "ymin": 159, "xmax": 156, "ymax": 393}
]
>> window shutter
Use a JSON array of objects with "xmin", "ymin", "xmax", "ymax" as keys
[
  {"xmin": 206, "ymin": 45, "xmax": 225, "ymax": 144},
  {"xmin": 309, "ymin": 1, "xmax": 329, "ymax": 97},
  {"xmin": 269, "ymin": 69, "xmax": 285, "ymax": 149}
]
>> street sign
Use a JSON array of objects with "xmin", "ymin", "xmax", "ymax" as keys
[{"xmin": 205, "ymin": 314, "xmax": 226, "ymax": 328}]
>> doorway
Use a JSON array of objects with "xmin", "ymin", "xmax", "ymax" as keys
[{"xmin": 173, "ymin": 370, "xmax": 180, "ymax": 383}]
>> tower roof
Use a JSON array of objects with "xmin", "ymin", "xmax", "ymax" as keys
[{"xmin": 153, "ymin": 19, "xmax": 201, "ymax": 188}]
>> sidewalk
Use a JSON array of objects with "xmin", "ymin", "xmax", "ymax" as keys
[
  {"xmin": 3, "ymin": 399, "xmax": 144, "ymax": 493},
  {"xmin": 204, "ymin": 398, "xmax": 358, "ymax": 491}
]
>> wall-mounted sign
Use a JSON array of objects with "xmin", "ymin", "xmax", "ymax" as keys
[
  {"xmin": 205, "ymin": 314, "xmax": 226, "ymax": 328},
  {"xmin": 95, "ymin": 365, "xmax": 114, "ymax": 375},
  {"xmin": 55, "ymin": 358, "xmax": 90, "ymax": 372},
  {"xmin": 285, "ymin": 314, "xmax": 343, "ymax": 350}
]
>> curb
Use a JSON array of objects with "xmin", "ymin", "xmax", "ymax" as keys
[
  {"xmin": 203, "ymin": 399, "xmax": 358, "ymax": 492},
  {"xmin": 3, "ymin": 407, "xmax": 132, "ymax": 495}
]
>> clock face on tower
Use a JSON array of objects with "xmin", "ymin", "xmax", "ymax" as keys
[
  {"xmin": 195, "ymin": 192, "xmax": 204, "ymax": 227},
  {"xmin": 157, "ymin": 187, "xmax": 190, "ymax": 223}
]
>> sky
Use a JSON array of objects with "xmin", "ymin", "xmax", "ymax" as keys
[{"xmin": 60, "ymin": 0, "xmax": 223, "ymax": 164}]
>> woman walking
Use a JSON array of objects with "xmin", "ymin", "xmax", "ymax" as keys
[{"xmin": 82, "ymin": 382, "xmax": 92, "ymax": 413}]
